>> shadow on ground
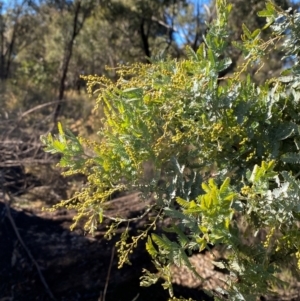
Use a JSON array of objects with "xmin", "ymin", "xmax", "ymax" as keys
[{"xmin": 0, "ymin": 201, "xmax": 213, "ymax": 301}]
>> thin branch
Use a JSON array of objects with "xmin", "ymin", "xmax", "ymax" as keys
[
  {"xmin": 102, "ymin": 246, "xmax": 115, "ymax": 301},
  {"xmin": 151, "ymin": 16, "xmax": 177, "ymax": 31},
  {"xmin": 0, "ymin": 159, "xmax": 56, "ymax": 167},
  {"xmin": 0, "ymin": 191, "xmax": 57, "ymax": 301},
  {"xmin": 20, "ymin": 100, "xmax": 69, "ymax": 118},
  {"xmin": 131, "ymin": 293, "xmax": 140, "ymax": 301},
  {"xmin": 103, "ymin": 204, "xmax": 155, "ymax": 223}
]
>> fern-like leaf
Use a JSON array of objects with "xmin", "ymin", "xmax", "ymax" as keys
[
  {"xmin": 176, "ymin": 197, "xmax": 190, "ymax": 209},
  {"xmin": 185, "ymin": 46, "xmax": 199, "ymax": 62},
  {"xmin": 219, "ymin": 177, "xmax": 230, "ymax": 198},
  {"xmin": 151, "ymin": 234, "xmax": 172, "ymax": 251},
  {"xmin": 281, "ymin": 152, "xmax": 300, "ymax": 164},
  {"xmin": 146, "ymin": 236, "xmax": 158, "ymax": 257}
]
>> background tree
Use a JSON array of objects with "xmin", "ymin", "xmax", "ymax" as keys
[
  {"xmin": 0, "ymin": 0, "xmax": 39, "ymax": 81},
  {"xmin": 50, "ymin": 0, "xmax": 95, "ymax": 124}
]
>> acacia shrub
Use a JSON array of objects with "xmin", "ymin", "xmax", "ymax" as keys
[{"xmin": 42, "ymin": 1, "xmax": 300, "ymax": 300}]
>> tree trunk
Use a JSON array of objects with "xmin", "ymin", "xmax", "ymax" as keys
[
  {"xmin": 0, "ymin": 5, "xmax": 20, "ymax": 80},
  {"xmin": 53, "ymin": 0, "xmax": 83, "ymax": 125},
  {"xmin": 4, "ymin": 24, "xmax": 17, "ymax": 79},
  {"xmin": 0, "ymin": 4, "xmax": 5, "ymax": 81},
  {"xmin": 140, "ymin": 19, "xmax": 151, "ymax": 59}
]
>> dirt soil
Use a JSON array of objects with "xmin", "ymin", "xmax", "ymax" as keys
[{"xmin": 0, "ymin": 191, "xmax": 216, "ymax": 301}]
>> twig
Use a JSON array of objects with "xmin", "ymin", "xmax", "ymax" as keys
[
  {"xmin": 131, "ymin": 293, "xmax": 140, "ymax": 301},
  {"xmin": 0, "ymin": 159, "xmax": 56, "ymax": 167},
  {"xmin": 102, "ymin": 246, "xmax": 115, "ymax": 301},
  {"xmin": 20, "ymin": 100, "xmax": 69, "ymax": 118},
  {"xmin": 103, "ymin": 204, "xmax": 155, "ymax": 223},
  {"xmin": 0, "ymin": 191, "xmax": 57, "ymax": 301}
]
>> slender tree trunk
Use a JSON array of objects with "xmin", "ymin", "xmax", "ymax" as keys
[
  {"xmin": 0, "ymin": 33, "xmax": 5, "ymax": 80},
  {"xmin": 53, "ymin": 0, "xmax": 82, "ymax": 125},
  {"xmin": 0, "ymin": 6, "xmax": 19, "ymax": 80},
  {"xmin": 1, "ymin": 1, "xmax": 28, "ymax": 80},
  {"xmin": 140, "ymin": 19, "xmax": 151, "ymax": 59},
  {"xmin": 192, "ymin": 2, "xmax": 201, "ymax": 51},
  {"xmin": 0, "ymin": 4, "xmax": 4, "ymax": 81},
  {"xmin": 4, "ymin": 25, "xmax": 17, "ymax": 79}
]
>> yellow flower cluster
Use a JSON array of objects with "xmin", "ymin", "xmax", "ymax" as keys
[
  {"xmin": 246, "ymin": 150, "xmax": 256, "ymax": 161},
  {"xmin": 296, "ymin": 251, "xmax": 300, "ymax": 270},
  {"xmin": 263, "ymin": 227, "xmax": 275, "ymax": 248},
  {"xmin": 124, "ymin": 144, "xmax": 139, "ymax": 169},
  {"xmin": 240, "ymin": 137, "xmax": 249, "ymax": 145},
  {"xmin": 210, "ymin": 123, "xmax": 224, "ymax": 142},
  {"xmin": 241, "ymin": 185, "xmax": 251, "ymax": 196}
]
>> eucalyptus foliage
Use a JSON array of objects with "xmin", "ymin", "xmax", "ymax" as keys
[{"xmin": 41, "ymin": 1, "xmax": 300, "ymax": 300}]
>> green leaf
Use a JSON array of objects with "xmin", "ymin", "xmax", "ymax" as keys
[
  {"xmin": 224, "ymin": 192, "xmax": 236, "ymax": 202},
  {"xmin": 218, "ymin": 57, "xmax": 232, "ymax": 73},
  {"xmin": 57, "ymin": 122, "xmax": 64, "ymax": 136},
  {"xmin": 265, "ymin": 2, "xmax": 275, "ymax": 13},
  {"xmin": 257, "ymin": 9, "xmax": 274, "ymax": 17},
  {"xmin": 281, "ymin": 152, "xmax": 300, "ymax": 164},
  {"xmin": 249, "ymin": 164, "xmax": 259, "ymax": 183},
  {"xmin": 197, "ymin": 237, "xmax": 207, "ymax": 252},
  {"xmin": 53, "ymin": 140, "xmax": 66, "ymax": 152},
  {"xmin": 208, "ymin": 178, "xmax": 217, "ymax": 190},
  {"xmin": 122, "ymin": 87, "xmax": 143, "ymax": 94},
  {"xmin": 151, "ymin": 234, "xmax": 172, "ymax": 251},
  {"xmin": 99, "ymin": 209, "xmax": 103, "ymax": 223},
  {"xmin": 278, "ymin": 76, "xmax": 295, "ymax": 83},
  {"xmin": 262, "ymin": 17, "xmax": 275, "ymax": 30},
  {"xmin": 176, "ymin": 197, "xmax": 190, "ymax": 209},
  {"xmin": 146, "ymin": 236, "xmax": 158, "ymax": 257},
  {"xmin": 242, "ymin": 24, "xmax": 252, "ymax": 39},
  {"xmin": 219, "ymin": 177, "xmax": 230, "ymax": 196},
  {"xmin": 207, "ymin": 49, "xmax": 216, "ymax": 67},
  {"xmin": 185, "ymin": 45, "xmax": 199, "ymax": 62},
  {"xmin": 196, "ymin": 43, "xmax": 206, "ymax": 59},
  {"xmin": 202, "ymin": 182, "xmax": 211, "ymax": 193},
  {"xmin": 251, "ymin": 29, "xmax": 261, "ymax": 39},
  {"xmin": 203, "ymin": 194, "xmax": 213, "ymax": 210}
]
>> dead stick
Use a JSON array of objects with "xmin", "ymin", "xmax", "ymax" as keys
[
  {"xmin": 103, "ymin": 246, "xmax": 115, "ymax": 301},
  {"xmin": 1, "ymin": 192, "xmax": 57, "ymax": 301}
]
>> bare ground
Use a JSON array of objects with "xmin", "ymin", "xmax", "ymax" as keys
[{"xmin": 0, "ymin": 191, "xmax": 215, "ymax": 301}]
